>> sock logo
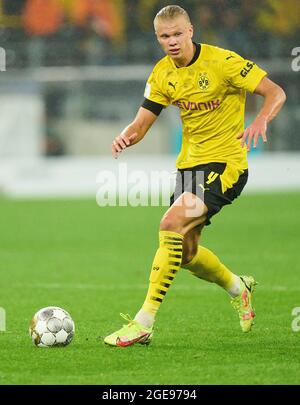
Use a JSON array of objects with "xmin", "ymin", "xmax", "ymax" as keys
[{"xmin": 152, "ymin": 266, "xmax": 160, "ymax": 271}]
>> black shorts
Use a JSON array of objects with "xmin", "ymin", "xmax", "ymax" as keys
[{"xmin": 170, "ymin": 162, "xmax": 248, "ymax": 225}]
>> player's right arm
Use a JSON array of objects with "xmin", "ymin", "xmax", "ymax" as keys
[
  {"xmin": 111, "ymin": 106, "xmax": 158, "ymax": 158},
  {"xmin": 112, "ymin": 61, "xmax": 169, "ymax": 158}
]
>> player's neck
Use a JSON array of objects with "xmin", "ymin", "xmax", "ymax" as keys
[{"xmin": 175, "ymin": 42, "xmax": 196, "ymax": 68}]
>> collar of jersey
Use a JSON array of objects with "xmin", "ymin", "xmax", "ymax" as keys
[{"xmin": 170, "ymin": 42, "xmax": 201, "ymax": 69}]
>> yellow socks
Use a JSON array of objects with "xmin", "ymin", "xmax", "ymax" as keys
[
  {"xmin": 135, "ymin": 238, "xmax": 241, "ymax": 328},
  {"xmin": 135, "ymin": 231, "xmax": 183, "ymax": 327},
  {"xmin": 182, "ymin": 246, "xmax": 241, "ymax": 296}
]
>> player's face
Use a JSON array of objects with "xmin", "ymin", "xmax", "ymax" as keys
[{"xmin": 155, "ymin": 16, "xmax": 194, "ymax": 65}]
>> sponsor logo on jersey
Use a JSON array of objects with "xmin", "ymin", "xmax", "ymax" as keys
[
  {"xmin": 198, "ymin": 72, "xmax": 210, "ymax": 90},
  {"xmin": 173, "ymin": 99, "xmax": 221, "ymax": 111},
  {"xmin": 240, "ymin": 61, "xmax": 255, "ymax": 78}
]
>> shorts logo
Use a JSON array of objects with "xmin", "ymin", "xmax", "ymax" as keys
[
  {"xmin": 198, "ymin": 72, "xmax": 210, "ymax": 90},
  {"xmin": 198, "ymin": 183, "xmax": 210, "ymax": 192}
]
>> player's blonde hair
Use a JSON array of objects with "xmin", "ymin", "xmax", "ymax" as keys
[{"xmin": 154, "ymin": 5, "xmax": 191, "ymax": 26}]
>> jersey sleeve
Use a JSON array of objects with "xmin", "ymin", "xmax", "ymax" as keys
[
  {"xmin": 143, "ymin": 68, "xmax": 171, "ymax": 107},
  {"xmin": 223, "ymin": 51, "xmax": 267, "ymax": 93}
]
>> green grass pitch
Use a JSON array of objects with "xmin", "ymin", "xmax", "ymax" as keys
[{"xmin": 0, "ymin": 192, "xmax": 299, "ymax": 385}]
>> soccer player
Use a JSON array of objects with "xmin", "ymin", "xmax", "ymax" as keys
[{"xmin": 104, "ymin": 5, "xmax": 286, "ymax": 347}]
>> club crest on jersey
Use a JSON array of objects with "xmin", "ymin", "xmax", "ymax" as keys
[{"xmin": 198, "ymin": 72, "xmax": 210, "ymax": 91}]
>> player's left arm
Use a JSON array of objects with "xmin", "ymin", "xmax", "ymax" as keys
[{"xmin": 238, "ymin": 77, "xmax": 286, "ymax": 151}]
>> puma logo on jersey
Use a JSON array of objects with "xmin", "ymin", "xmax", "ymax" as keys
[{"xmin": 168, "ymin": 81, "xmax": 177, "ymax": 90}]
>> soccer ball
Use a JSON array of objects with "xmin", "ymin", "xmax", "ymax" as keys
[{"xmin": 29, "ymin": 306, "xmax": 75, "ymax": 348}]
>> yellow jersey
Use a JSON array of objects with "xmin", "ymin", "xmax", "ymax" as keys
[{"xmin": 143, "ymin": 43, "xmax": 267, "ymax": 170}]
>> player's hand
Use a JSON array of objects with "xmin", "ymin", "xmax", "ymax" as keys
[
  {"xmin": 111, "ymin": 133, "xmax": 138, "ymax": 159},
  {"xmin": 237, "ymin": 115, "xmax": 268, "ymax": 152}
]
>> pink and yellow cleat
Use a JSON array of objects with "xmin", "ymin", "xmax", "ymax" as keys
[
  {"xmin": 104, "ymin": 313, "xmax": 153, "ymax": 347},
  {"xmin": 231, "ymin": 276, "xmax": 258, "ymax": 332}
]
